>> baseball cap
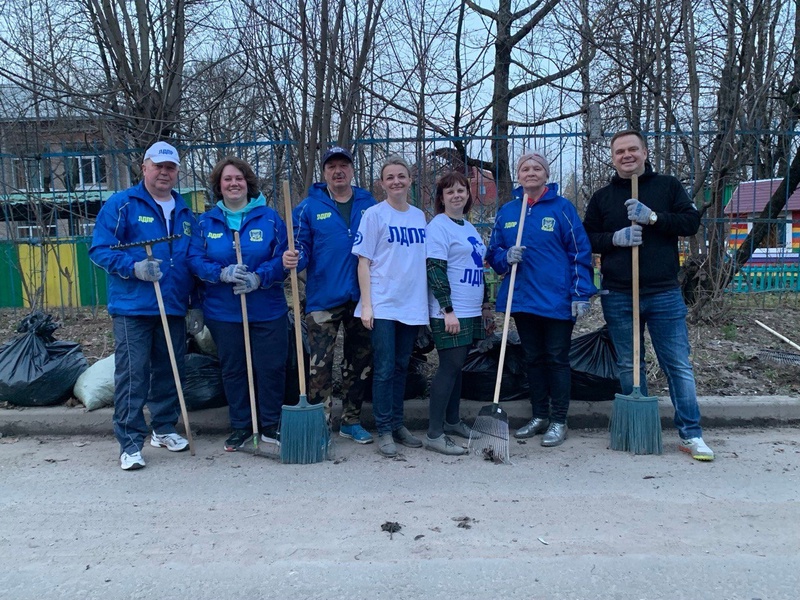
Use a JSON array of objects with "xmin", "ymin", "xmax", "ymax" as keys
[
  {"xmin": 321, "ymin": 146, "xmax": 354, "ymax": 167},
  {"xmin": 144, "ymin": 141, "xmax": 181, "ymax": 165}
]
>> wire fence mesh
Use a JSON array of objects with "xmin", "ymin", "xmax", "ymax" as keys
[{"xmin": 1, "ymin": 129, "xmax": 798, "ymax": 314}]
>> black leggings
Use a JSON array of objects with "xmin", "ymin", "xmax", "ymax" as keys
[{"xmin": 427, "ymin": 345, "xmax": 471, "ymax": 438}]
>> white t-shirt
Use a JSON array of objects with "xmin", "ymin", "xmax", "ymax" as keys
[
  {"xmin": 426, "ymin": 214, "xmax": 486, "ymax": 319},
  {"xmin": 155, "ymin": 198, "xmax": 176, "ymax": 234},
  {"xmin": 352, "ymin": 201, "xmax": 429, "ymax": 325}
]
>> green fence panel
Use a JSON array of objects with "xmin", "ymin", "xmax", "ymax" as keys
[
  {"xmin": 75, "ymin": 239, "xmax": 107, "ymax": 307},
  {"xmin": 0, "ymin": 242, "xmax": 24, "ymax": 308}
]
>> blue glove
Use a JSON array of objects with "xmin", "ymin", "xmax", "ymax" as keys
[
  {"xmin": 233, "ymin": 272, "xmax": 261, "ymax": 294},
  {"xmin": 507, "ymin": 245, "xmax": 526, "ymax": 264},
  {"xmin": 133, "ymin": 258, "xmax": 162, "ymax": 282},
  {"xmin": 220, "ymin": 264, "xmax": 247, "ymax": 283},
  {"xmin": 624, "ymin": 198, "xmax": 653, "ymax": 225},
  {"xmin": 612, "ymin": 224, "xmax": 643, "ymax": 247},
  {"xmin": 186, "ymin": 309, "xmax": 204, "ymax": 335},
  {"xmin": 571, "ymin": 301, "xmax": 591, "ymax": 319}
]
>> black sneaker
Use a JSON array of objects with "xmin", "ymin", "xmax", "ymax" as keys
[
  {"xmin": 260, "ymin": 427, "xmax": 281, "ymax": 446},
  {"xmin": 224, "ymin": 429, "xmax": 252, "ymax": 452}
]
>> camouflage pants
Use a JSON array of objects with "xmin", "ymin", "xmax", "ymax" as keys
[{"xmin": 306, "ymin": 302, "xmax": 373, "ymax": 425}]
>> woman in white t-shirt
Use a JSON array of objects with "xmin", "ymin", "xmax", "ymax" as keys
[
  {"xmin": 352, "ymin": 156, "xmax": 428, "ymax": 458},
  {"xmin": 425, "ymin": 172, "xmax": 495, "ymax": 455}
]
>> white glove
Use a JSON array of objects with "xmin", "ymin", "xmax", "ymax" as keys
[
  {"xmin": 571, "ymin": 301, "xmax": 591, "ymax": 319},
  {"xmin": 220, "ymin": 264, "xmax": 247, "ymax": 283},
  {"xmin": 507, "ymin": 245, "xmax": 526, "ymax": 264},
  {"xmin": 625, "ymin": 198, "xmax": 653, "ymax": 225},
  {"xmin": 233, "ymin": 272, "xmax": 261, "ymax": 294},
  {"xmin": 133, "ymin": 258, "xmax": 162, "ymax": 282},
  {"xmin": 612, "ymin": 225, "xmax": 643, "ymax": 247}
]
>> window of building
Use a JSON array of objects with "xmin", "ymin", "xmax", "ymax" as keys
[
  {"xmin": 16, "ymin": 224, "xmax": 57, "ymax": 238},
  {"xmin": 12, "ymin": 158, "xmax": 44, "ymax": 192},
  {"xmin": 67, "ymin": 155, "xmax": 107, "ymax": 190}
]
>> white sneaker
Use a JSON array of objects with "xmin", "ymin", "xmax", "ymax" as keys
[
  {"xmin": 679, "ymin": 437, "xmax": 714, "ymax": 461},
  {"xmin": 120, "ymin": 451, "xmax": 146, "ymax": 471},
  {"xmin": 150, "ymin": 431, "xmax": 189, "ymax": 452}
]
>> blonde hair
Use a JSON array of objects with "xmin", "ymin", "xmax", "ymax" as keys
[{"xmin": 380, "ymin": 155, "xmax": 412, "ymax": 179}]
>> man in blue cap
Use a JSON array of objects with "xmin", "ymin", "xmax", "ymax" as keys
[
  {"xmin": 90, "ymin": 141, "xmax": 202, "ymax": 470},
  {"xmin": 283, "ymin": 147, "xmax": 377, "ymax": 443}
]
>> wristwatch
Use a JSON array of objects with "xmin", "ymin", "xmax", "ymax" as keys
[
  {"xmin": 443, "ymin": 306, "xmax": 454, "ymax": 314},
  {"xmin": 648, "ymin": 211, "xmax": 658, "ymax": 225}
]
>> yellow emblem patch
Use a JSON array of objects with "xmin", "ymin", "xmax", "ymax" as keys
[
  {"xmin": 138, "ymin": 216, "xmax": 154, "ymax": 224},
  {"xmin": 541, "ymin": 217, "xmax": 555, "ymax": 232},
  {"xmin": 249, "ymin": 229, "xmax": 263, "ymax": 242},
  {"xmin": 504, "ymin": 221, "xmax": 517, "ymax": 229},
  {"xmin": 183, "ymin": 221, "xmax": 192, "ymax": 236},
  {"xmin": 317, "ymin": 212, "xmax": 332, "ymax": 220},
  {"xmin": 208, "ymin": 232, "xmax": 223, "ymax": 239}
]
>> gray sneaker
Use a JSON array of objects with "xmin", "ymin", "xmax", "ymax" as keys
[
  {"xmin": 377, "ymin": 433, "xmax": 397, "ymax": 457},
  {"xmin": 424, "ymin": 434, "xmax": 467, "ymax": 456},
  {"xmin": 443, "ymin": 420, "xmax": 475, "ymax": 440},
  {"xmin": 392, "ymin": 426, "xmax": 423, "ymax": 448}
]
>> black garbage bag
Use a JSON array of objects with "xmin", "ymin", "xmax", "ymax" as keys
[
  {"xmin": 404, "ymin": 353, "xmax": 428, "ymax": 399},
  {"xmin": 183, "ymin": 353, "xmax": 226, "ymax": 411},
  {"xmin": 284, "ymin": 309, "xmax": 310, "ymax": 406},
  {"xmin": 0, "ymin": 312, "xmax": 88, "ymax": 407},
  {"xmin": 415, "ymin": 325, "xmax": 435, "ymax": 355},
  {"xmin": 460, "ymin": 331, "xmax": 529, "ymax": 402},
  {"xmin": 569, "ymin": 326, "xmax": 622, "ymax": 401}
]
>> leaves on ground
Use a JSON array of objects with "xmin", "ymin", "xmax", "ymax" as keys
[{"xmin": 381, "ymin": 521, "xmax": 402, "ymax": 539}]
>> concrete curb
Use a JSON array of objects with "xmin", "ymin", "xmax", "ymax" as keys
[{"xmin": 1, "ymin": 396, "xmax": 798, "ymax": 437}]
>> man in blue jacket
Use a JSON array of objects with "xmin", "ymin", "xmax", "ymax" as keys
[
  {"xmin": 284, "ymin": 147, "xmax": 377, "ymax": 443},
  {"xmin": 90, "ymin": 142, "xmax": 201, "ymax": 471}
]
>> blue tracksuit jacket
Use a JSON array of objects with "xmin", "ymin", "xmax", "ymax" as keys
[
  {"xmin": 89, "ymin": 182, "xmax": 197, "ymax": 317},
  {"xmin": 293, "ymin": 183, "xmax": 377, "ymax": 313},
  {"xmin": 487, "ymin": 184, "xmax": 597, "ymax": 321},
  {"xmin": 189, "ymin": 202, "xmax": 288, "ymax": 323}
]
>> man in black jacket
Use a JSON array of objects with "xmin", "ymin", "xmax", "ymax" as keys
[{"xmin": 583, "ymin": 130, "xmax": 713, "ymax": 461}]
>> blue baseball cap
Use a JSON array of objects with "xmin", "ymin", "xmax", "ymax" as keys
[
  {"xmin": 144, "ymin": 141, "xmax": 180, "ymax": 165},
  {"xmin": 321, "ymin": 146, "xmax": 354, "ymax": 167}
]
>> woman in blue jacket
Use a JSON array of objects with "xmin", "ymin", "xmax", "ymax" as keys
[
  {"xmin": 189, "ymin": 157, "xmax": 290, "ymax": 451},
  {"xmin": 487, "ymin": 152, "xmax": 597, "ymax": 447}
]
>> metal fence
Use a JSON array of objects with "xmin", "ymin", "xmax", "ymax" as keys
[{"xmin": 1, "ymin": 129, "xmax": 798, "ymax": 313}]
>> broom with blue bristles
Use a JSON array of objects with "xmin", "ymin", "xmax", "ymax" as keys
[
  {"xmin": 280, "ymin": 180, "xmax": 330, "ymax": 464},
  {"xmin": 609, "ymin": 174, "xmax": 662, "ymax": 454}
]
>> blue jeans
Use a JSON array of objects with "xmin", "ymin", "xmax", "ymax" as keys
[
  {"xmin": 371, "ymin": 319, "xmax": 417, "ymax": 435},
  {"xmin": 206, "ymin": 315, "xmax": 287, "ymax": 431},
  {"xmin": 112, "ymin": 315, "xmax": 186, "ymax": 455},
  {"xmin": 600, "ymin": 288, "xmax": 703, "ymax": 439}
]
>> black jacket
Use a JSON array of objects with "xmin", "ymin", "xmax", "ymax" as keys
[{"xmin": 583, "ymin": 164, "xmax": 700, "ymax": 295}]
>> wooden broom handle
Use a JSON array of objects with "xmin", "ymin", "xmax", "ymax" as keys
[
  {"xmin": 233, "ymin": 231, "xmax": 259, "ymax": 437},
  {"xmin": 282, "ymin": 180, "xmax": 307, "ymax": 396},
  {"xmin": 492, "ymin": 194, "xmax": 529, "ymax": 405},
  {"xmin": 631, "ymin": 174, "xmax": 641, "ymax": 389},
  {"xmin": 145, "ymin": 243, "xmax": 195, "ymax": 455}
]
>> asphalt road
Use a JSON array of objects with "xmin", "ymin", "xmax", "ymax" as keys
[{"xmin": 1, "ymin": 428, "xmax": 798, "ymax": 600}]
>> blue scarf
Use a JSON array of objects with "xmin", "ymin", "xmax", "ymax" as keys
[{"xmin": 216, "ymin": 193, "xmax": 266, "ymax": 231}]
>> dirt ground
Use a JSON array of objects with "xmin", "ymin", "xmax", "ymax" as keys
[
  {"xmin": 1, "ymin": 429, "xmax": 799, "ymax": 599},
  {"xmin": 2, "ymin": 294, "xmax": 799, "ymax": 401}
]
